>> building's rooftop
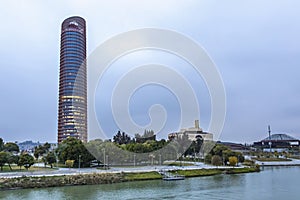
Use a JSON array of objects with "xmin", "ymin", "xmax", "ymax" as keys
[{"xmin": 262, "ymin": 133, "xmax": 298, "ymax": 141}]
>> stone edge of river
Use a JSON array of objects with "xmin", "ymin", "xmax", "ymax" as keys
[{"xmin": 0, "ymin": 166, "xmax": 260, "ymax": 190}]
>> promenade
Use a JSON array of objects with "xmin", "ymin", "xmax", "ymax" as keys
[
  {"xmin": 254, "ymin": 158, "xmax": 300, "ymax": 166},
  {"xmin": 0, "ymin": 162, "xmax": 240, "ymax": 179}
]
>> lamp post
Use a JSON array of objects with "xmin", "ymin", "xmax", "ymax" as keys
[
  {"xmin": 159, "ymin": 154, "xmax": 162, "ymax": 166},
  {"xmin": 134, "ymin": 154, "xmax": 136, "ymax": 167},
  {"xmin": 103, "ymin": 148, "xmax": 106, "ymax": 169},
  {"xmin": 268, "ymin": 125, "xmax": 272, "ymax": 153},
  {"xmin": 78, "ymin": 155, "xmax": 81, "ymax": 172},
  {"xmin": 54, "ymin": 151, "xmax": 59, "ymax": 168},
  {"xmin": 106, "ymin": 155, "xmax": 108, "ymax": 169}
]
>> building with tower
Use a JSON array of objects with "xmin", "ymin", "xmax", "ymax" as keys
[
  {"xmin": 168, "ymin": 120, "xmax": 213, "ymax": 141},
  {"xmin": 57, "ymin": 16, "xmax": 87, "ymax": 143}
]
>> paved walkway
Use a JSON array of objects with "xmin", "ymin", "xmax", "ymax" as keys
[
  {"xmin": 0, "ymin": 162, "xmax": 242, "ymax": 179},
  {"xmin": 254, "ymin": 158, "xmax": 300, "ymax": 166}
]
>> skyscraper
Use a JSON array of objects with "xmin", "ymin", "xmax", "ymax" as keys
[{"xmin": 57, "ymin": 16, "xmax": 87, "ymax": 143}]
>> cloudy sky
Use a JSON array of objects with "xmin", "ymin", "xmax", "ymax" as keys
[{"xmin": 0, "ymin": 0, "xmax": 300, "ymax": 143}]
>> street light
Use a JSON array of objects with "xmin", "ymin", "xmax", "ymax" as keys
[
  {"xmin": 78, "ymin": 155, "xmax": 82, "ymax": 172},
  {"xmin": 159, "ymin": 154, "xmax": 162, "ymax": 166},
  {"xmin": 103, "ymin": 148, "xmax": 106, "ymax": 169},
  {"xmin": 106, "ymin": 155, "xmax": 108, "ymax": 169},
  {"xmin": 54, "ymin": 151, "xmax": 59, "ymax": 168}
]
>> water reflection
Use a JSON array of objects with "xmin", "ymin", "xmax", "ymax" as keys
[{"xmin": 1, "ymin": 167, "xmax": 299, "ymax": 200}]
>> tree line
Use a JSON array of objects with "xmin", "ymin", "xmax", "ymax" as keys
[
  {"xmin": 204, "ymin": 143, "xmax": 245, "ymax": 166},
  {"xmin": 0, "ymin": 138, "xmax": 35, "ymax": 171},
  {"xmin": 0, "ymin": 131, "xmax": 245, "ymax": 170}
]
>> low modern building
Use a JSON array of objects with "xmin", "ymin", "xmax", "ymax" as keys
[
  {"xmin": 168, "ymin": 120, "xmax": 213, "ymax": 141},
  {"xmin": 217, "ymin": 141, "xmax": 251, "ymax": 153},
  {"xmin": 253, "ymin": 133, "xmax": 300, "ymax": 152}
]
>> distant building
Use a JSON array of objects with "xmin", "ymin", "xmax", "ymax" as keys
[
  {"xmin": 17, "ymin": 141, "xmax": 57, "ymax": 153},
  {"xmin": 253, "ymin": 133, "xmax": 300, "ymax": 152},
  {"xmin": 57, "ymin": 16, "xmax": 87, "ymax": 143},
  {"xmin": 168, "ymin": 120, "xmax": 213, "ymax": 141},
  {"xmin": 217, "ymin": 141, "xmax": 251, "ymax": 153},
  {"xmin": 17, "ymin": 140, "xmax": 41, "ymax": 152}
]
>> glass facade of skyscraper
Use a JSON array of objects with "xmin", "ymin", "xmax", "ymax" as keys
[{"xmin": 57, "ymin": 16, "xmax": 87, "ymax": 143}]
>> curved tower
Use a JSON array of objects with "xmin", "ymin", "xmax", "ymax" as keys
[{"xmin": 57, "ymin": 16, "xmax": 87, "ymax": 143}]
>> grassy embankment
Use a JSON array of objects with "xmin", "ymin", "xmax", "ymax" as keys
[
  {"xmin": 0, "ymin": 167, "xmax": 259, "ymax": 190},
  {"xmin": 173, "ymin": 167, "xmax": 259, "ymax": 177},
  {"xmin": 0, "ymin": 173, "xmax": 124, "ymax": 190},
  {"xmin": 123, "ymin": 171, "xmax": 162, "ymax": 181}
]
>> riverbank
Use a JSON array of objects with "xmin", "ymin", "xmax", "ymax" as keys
[
  {"xmin": 0, "ymin": 166, "xmax": 259, "ymax": 190},
  {"xmin": 254, "ymin": 158, "xmax": 300, "ymax": 167}
]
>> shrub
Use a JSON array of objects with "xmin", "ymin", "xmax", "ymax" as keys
[
  {"xmin": 229, "ymin": 156, "xmax": 238, "ymax": 166},
  {"xmin": 65, "ymin": 160, "xmax": 75, "ymax": 168},
  {"xmin": 211, "ymin": 155, "xmax": 222, "ymax": 166}
]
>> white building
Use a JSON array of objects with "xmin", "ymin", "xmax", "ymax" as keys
[{"xmin": 168, "ymin": 120, "xmax": 213, "ymax": 141}]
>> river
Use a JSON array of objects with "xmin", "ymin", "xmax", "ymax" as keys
[{"xmin": 1, "ymin": 166, "xmax": 299, "ymax": 200}]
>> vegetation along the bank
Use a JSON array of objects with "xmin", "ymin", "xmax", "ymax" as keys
[{"xmin": 0, "ymin": 166, "xmax": 259, "ymax": 190}]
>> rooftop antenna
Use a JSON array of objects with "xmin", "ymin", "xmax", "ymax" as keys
[{"xmin": 268, "ymin": 125, "xmax": 272, "ymax": 153}]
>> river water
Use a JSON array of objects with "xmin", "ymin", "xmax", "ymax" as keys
[{"xmin": 1, "ymin": 166, "xmax": 299, "ymax": 200}]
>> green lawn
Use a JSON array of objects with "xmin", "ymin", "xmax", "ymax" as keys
[
  {"xmin": 0, "ymin": 165, "xmax": 56, "ymax": 173},
  {"xmin": 123, "ymin": 171, "xmax": 162, "ymax": 181},
  {"xmin": 174, "ymin": 167, "xmax": 259, "ymax": 177},
  {"xmin": 174, "ymin": 169, "xmax": 223, "ymax": 177}
]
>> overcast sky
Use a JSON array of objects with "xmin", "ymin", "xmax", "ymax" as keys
[{"xmin": 0, "ymin": 0, "xmax": 300, "ymax": 143}]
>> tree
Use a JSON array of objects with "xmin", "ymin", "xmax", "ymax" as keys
[
  {"xmin": 0, "ymin": 138, "xmax": 4, "ymax": 151},
  {"xmin": 0, "ymin": 151, "xmax": 9, "ymax": 171},
  {"xmin": 57, "ymin": 137, "xmax": 95, "ymax": 167},
  {"xmin": 4, "ymin": 142, "xmax": 19, "ymax": 153},
  {"xmin": 65, "ymin": 160, "xmax": 74, "ymax": 168},
  {"xmin": 204, "ymin": 154, "xmax": 212, "ymax": 164},
  {"xmin": 195, "ymin": 135, "xmax": 204, "ymax": 153},
  {"xmin": 229, "ymin": 156, "xmax": 238, "ymax": 166},
  {"xmin": 34, "ymin": 146, "xmax": 45, "ymax": 160},
  {"xmin": 34, "ymin": 143, "xmax": 51, "ymax": 160},
  {"xmin": 45, "ymin": 152, "xmax": 56, "ymax": 168},
  {"xmin": 7, "ymin": 154, "xmax": 19, "ymax": 171},
  {"xmin": 19, "ymin": 153, "xmax": 34, "ymax": 170},
  {"xmin": 113, "ymin": 131, "xmax": 131, "ymax": 145},
  {"xmin": 43, "ymin": 142, "xmax": 51, "ymax": 151},
  {"xmin": 212, "ymin": 144, "xmax": 229, "ymax": 157},
  {"xmin": 205, "ymin": 144, "xmax": 245, "ymax": 166},
  {"xmin": 185, "ymin": 135, "xmax": 204, "ymax": 158},
  {"xmin": 211, "ymin": 155, "xmax": 222, "ymax": 166},
  {"xmin": 274, "ymin": 151, "xmax": 279, "ymax": 158}
]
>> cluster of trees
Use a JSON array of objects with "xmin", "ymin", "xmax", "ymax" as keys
[
  {"xmin": 204, "ymin": 144, "xmax": 244, "ymax": 166},
  {"xmin": 34, "ymin": 142, "xmax": 51, "ymax": 160},
  {"xmin": 113, "ymin": 131, "xmax": 132, "ymax": 145},
  {"xmin": 135, "ymin": 130, "xmax": 156, "ymax": 143},
  {"xmin": 0, "ymin": 133, "xmax": 247, "ymax": 170},
  {"xmin": 84, "ymin": 131, "xmax": 206, "ymax": 166},
  {"xmin": 112, "ymin": 130, "xmax": 203, "ymax": 156},
  {"xmin": 112, "ymin": 130, "xmax": 166, "ymax": 153},
  {"xmin": 33, "ymin": 143, "xmax": 57, "ymax": 168},
  {"xmin": 56, "ymin": 137, "xmax": 95, "ymax": 168},
  {"xmin": 112, "ymin": 130, "xmax": 156, "ymax": 145},
  {"xmin": 0, "ymin": 137, "xmax": 97, "ymax": 170},
  {"xmin": 0, "ymin": 138, "xmax": 35, "ymax": 171}
]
